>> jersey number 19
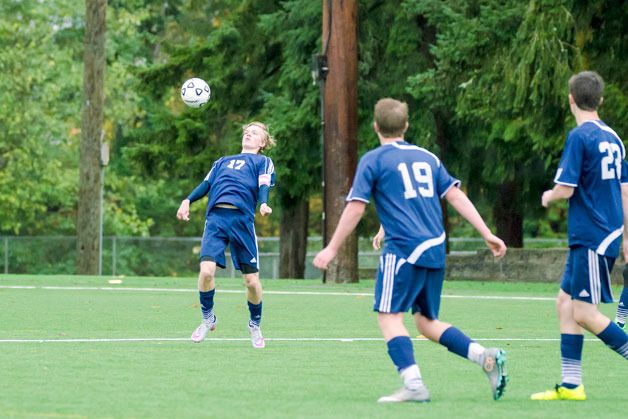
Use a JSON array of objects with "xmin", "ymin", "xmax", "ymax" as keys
[{"xmin": 398, "ymin": 162, "xmax": 434, "ymax": 199}]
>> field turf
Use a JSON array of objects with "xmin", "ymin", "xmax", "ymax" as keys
[{"xmin": 0, "ymin": 275, "xmax": 626, "ymax": 418}]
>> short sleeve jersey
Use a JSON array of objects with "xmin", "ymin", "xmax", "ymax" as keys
[
  {"xmin": 553, "ymin": 120, "xmax": 627, "ymax": 256},
  {"xmin": 204, "ymin": 153, "xmax": 275, "ymax": 219},
  {"xmin": 347, "ymin": 141, "xmax": 460, "ymax": 268}
]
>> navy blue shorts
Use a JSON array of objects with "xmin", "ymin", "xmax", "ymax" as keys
[
  {"xmin": 560, "ymin": 246, "xmax": 615, "ymax": 304},
  {"xmin": 200, "ymin": 207, "xmax": 259, "ymax": 273},
  {"xmin": 373, "ymin": 252, "xmax": 445, "ymax": 319}
]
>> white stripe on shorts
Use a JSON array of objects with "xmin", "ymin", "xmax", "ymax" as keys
[
  {"xmin": 588, "ymin": 249, "xmax": 600, "ymax": 304},
  {"xmin": 379, "ymin": 254, "xmax": 396, "ymax": 312}
]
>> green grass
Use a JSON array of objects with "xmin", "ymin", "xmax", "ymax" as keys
[{"xmin": 0, "ymin": 275, "xmax": 626, "ymax": 418}]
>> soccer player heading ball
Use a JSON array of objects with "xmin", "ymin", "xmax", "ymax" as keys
[
  {"xmin": 532, "ymin": 71, "xmax": 628, "ymax": 401},
  {"xmin": 177, "ymin": 122, "xmax": 276, "ymax": 349},
  {"xmin": 314, "ymin": 98, "xmax": 508, "ymax": 403}
]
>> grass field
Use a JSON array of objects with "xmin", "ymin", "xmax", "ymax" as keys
[{"xmin": 1, "ymin": 275, "xmax": 626, "ymax": 418}]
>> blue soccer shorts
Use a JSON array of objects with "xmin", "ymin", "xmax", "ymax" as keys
[
  {"xmin": 200, "ymin": 207, "xmax": 259, "ymax": 273},
  {"xmin": 373, "ymin": 252, "xmax": 445, "ymax": 319},
  {"xmin": 560, "ymin": 246, "xmax": 615, "ymax": 304}
]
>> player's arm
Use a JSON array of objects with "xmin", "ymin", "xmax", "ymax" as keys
[
  {"xmin": 541, "ymin": 184, "xmax": 574, "ymax": 208},
  {"xmin": 444, "ymin": 186, "xmax": 506, "ymax": 258},
  {"xmin": 622, "ymin": 184, "xmax": 628, "ymax": 261},
  {"xmin": 177, "ymin": 180, "xmax": 210, "ymax": 221},
  {"xmin": 258, "ymin": 160, "xmax": 274, "ymax": 217},
  {"xmin": 258, "ymin": 185, "xmax": 272, "ymax": 217},
  {"xmin": 313, "ymin": 201, "xmax": 367, "ymax": 270}
]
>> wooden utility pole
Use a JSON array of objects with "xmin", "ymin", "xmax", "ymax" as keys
[
  {"xmin": 322, "ymin": 0, "xmax": 358, "ymax": 283},
  {"xmin": 77, "ymin": 0, "xmax": 107, "ymax": 274}
]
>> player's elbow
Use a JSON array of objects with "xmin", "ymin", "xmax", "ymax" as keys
[{"xmin": 346, "ymin": 200, "xmax": 367, "ymax": 217}]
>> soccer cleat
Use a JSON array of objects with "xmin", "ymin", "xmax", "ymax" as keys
[
  {"xmin": 480, "ymin": 348, "xmax": 508, "ymax": 400},
  {"xmin": 530, "ymin": 384, "xmax": 586, "ymax": 401},
  {"xmin": 248, "ymin": 324, "xmax": 265, "ymax": 349},
  {"xmin": 377, "ymin": 385, "xmax": 431, "ymax": 403},
  {"xmin": 191, "ymin": 315, "xmax": 217, "ymax": 343},
  {"xmin": 617, "ymin": 322, "xmax": 625, "ymax": 331}
]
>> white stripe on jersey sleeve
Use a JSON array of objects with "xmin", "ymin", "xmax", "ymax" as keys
[
  {"xmin": 204, "ymin": 158, "xmax": 222, "ymax": 181},
  {"xmin": 346, "ymin": 187, "xmax": 369, "ymax": 203},
  {"xmin": 440, "ymin": 180, "xmax": 461, "ymax": 198}
]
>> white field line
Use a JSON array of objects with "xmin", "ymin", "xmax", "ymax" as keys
[
  {"xmin": 0, "ymin": 337, "xmax": 603, "ymax": 344},
  {"xmin": 0, "ymin": 285, "xmax": 556, "ymax": 301}
]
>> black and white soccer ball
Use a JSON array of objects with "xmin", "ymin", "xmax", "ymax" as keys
[{"xmin": 180, "ymin": 78, "xmax": 211, "ymax": 108}]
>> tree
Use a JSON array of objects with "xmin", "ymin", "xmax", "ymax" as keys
[
  {"xmin": 77, "ymin": 0, "xmax": 107, "ymax": 274},
  {"xmin": 258, "ymin": 1, "xmax": 323, "ymax": 279}
]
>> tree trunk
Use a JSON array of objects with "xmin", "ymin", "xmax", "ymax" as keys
[
  {"xmin": 493, "ymin": 181, "xmax": 524, "ymax": 247},
  {"xmin": 77, "ymin": 0, "xmax": 107, "ymax": 274},
  {"xmin": 322, "ymin": 0, "xmax": 359, "ymax": 283},
  {"xmin": 279, "ymin": 199, "xmax": 309, "ymax": 279}
]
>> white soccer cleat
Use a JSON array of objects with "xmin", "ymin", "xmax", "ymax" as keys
[
  {"xmin": 191, "ymin": 315, "xmax": 217, "ymax": 343},
  {"xmin": 377, "ymin": 385, "xmax": 431, "ymax": 403},
  {"xmin": 480, "ymin": 347, "xmax": 508, "ymax": 400},
  {"xmin": 248, "ymin": 324, "xmax": 265, "ymax": 349}
]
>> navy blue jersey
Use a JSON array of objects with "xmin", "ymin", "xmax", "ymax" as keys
[
  {"xmin": 347, "ymin": 141, "xmax": 460, "ymax": 268},
  {"xmin": 189, "ymin": 153, "xmax": 275, "ymax": 220},
  {"xmin": 554, "ymin": 120, "xmax": 627, "ymax": 256}
]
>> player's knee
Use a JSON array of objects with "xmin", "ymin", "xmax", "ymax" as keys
[
  {"xmin": 199, "ymin": 266, "xmax": 215, "ymax": 282},
  {"xmin": 556, "ymin": 292, "xmax": 571, "ymax": 312},
  {"xmin": 243, "ymin": 274, "xmax": 260, "ymax": 289}
]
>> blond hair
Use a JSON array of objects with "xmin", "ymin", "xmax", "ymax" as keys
[
  {"xmin": 374, "ymin": 98, "xmax": 408, "ymax": 138},
  {"xmin": 243, "ymin": 121, "xmax": 276, "ymax": 153}
]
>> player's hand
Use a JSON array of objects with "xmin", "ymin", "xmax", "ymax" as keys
[
  {"xmin": 176, "ymin": 200, "xmax": 190, "ymax": 221},
  {"xmin": 260, "ymin": 203, "xmax": 272, "ymax": 216},
  {"xmin": 313, "ymin": 247, "xmax": 337, "ymax": 270},
  {"xmin": 541, "ymin": 190, "xmax": 552, "ymax": 208},
  {"xmin": 372, "ymin": 230, "xmax": 384, "ymax": 250},
  {"xmin": 484, "ymin": 234, "xmax": 507, "ymax": 259}
]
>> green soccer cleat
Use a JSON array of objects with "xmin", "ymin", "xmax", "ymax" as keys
[
  {"xmin": 480, "ymin": 348, "xmax": 508, "ymax": 400},
  {"xmin": 531, "ymin": 384, "xmax": 586, "ymax": 401}
]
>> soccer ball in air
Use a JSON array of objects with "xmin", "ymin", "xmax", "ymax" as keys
[{"xmin": 180, "ymin": 78, "xmax": 211, "ymax": 108}]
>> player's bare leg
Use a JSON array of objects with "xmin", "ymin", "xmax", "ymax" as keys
[
  {"xmin": 376, "ymin": 313, "xmax": 430, "ymax": 403},
  {"xmin": 191, "ymin": 261, "xmax": 218, "ymax": 343},
  {"xmin": 532, "ymin": 290, "xmax": 586, "ymax": 400},
  {"xmin": 415, "ymin": 314, "xmax": 507, "ymax": 400},
  {"xmin": 244, "ymin": 272, "xmax": 265, "ymax": 348}
]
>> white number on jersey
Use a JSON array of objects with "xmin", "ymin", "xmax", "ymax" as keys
[
  {"xmin": 599, "ymin": 141, "xmax": 622, "ymax": 180},
  {"xmin": 397, "ymin": 162, "xmax": 434, "ymax": 199},
  {"xmin": 227, "ymin": 159, "xmax": 245, "ymax": 170}
]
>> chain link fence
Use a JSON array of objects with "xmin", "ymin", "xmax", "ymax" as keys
[{"xmin": 0, "ymin": 236, "xmax": 567, "ymax": 279}]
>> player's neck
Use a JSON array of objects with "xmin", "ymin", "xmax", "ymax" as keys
[
  {"xmin": 572, "ymin": 109, "xmax": 600, "ymax": 126},
  {"xmin": 379, "ymin": 136, "xmax": 403, "ymax": 145}
]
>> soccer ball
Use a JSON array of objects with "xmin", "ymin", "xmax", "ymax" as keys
[{"xmin": 180, "ymin": 78, "xmax": 211, "ymax": 108}]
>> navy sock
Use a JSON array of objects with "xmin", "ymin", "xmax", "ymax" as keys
[
  {"xmin": 560, "ymin": 334, "xmax": 583, "ymax": 388},
  {"xmin": 439, "ymin": 326, "xmax": 473, "ymax": 359},
  {"xmin": 248, "ymin": 301, "xmax": 262, "ymax": 327},
  {"xmin": 199, "ymin": 289, "xmax": 215, "ymax": 321},
  {"xmin": 597, "ymin": 322, "xmax": 628, "ymax": 359},
  {"xmin": 386, "ymin": 336, "xmax": 416, "ymax": 372}
]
